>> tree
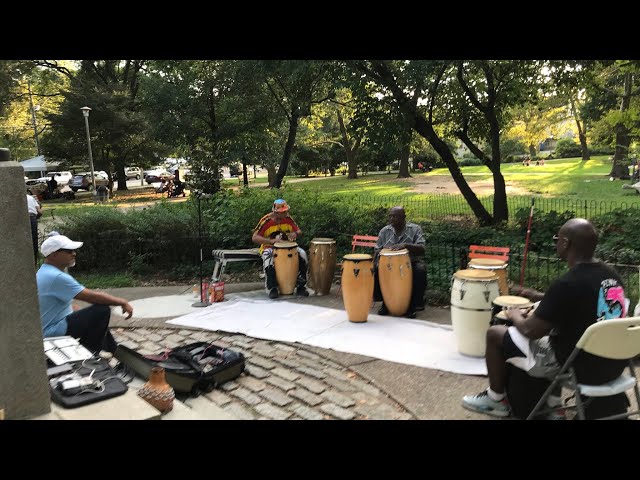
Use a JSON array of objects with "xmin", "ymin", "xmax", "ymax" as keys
[{"xmin": 258, "ymin": 60, "xmax": 336, "ymax": 188}]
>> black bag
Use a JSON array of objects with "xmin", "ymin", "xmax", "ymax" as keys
[
  {"xmin": 505, "ymin": 364, "xmax": 552, "ymax": 419},
  {"xmin": 115, "ymin": 341, "xmax": 245, "ymax": 396},
  {"xmin": 49, "ymin": 359, "xmax": 128, "ymax": 408}
]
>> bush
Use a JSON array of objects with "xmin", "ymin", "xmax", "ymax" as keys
[
  {"xmin": 457, "ymin": 157, "xmax": 483, "ymax": 167},
  {"xmin": 554, "ymin": 138, "xmax": 582, "ymax": 158}
]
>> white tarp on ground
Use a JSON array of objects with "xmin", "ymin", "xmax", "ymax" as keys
[{"xmin": 161, "ymin": 294, "xmax": 487, "ymax": 376}]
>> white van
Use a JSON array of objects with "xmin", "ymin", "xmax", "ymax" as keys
[{"xmin": 36, "ymin": 171, "xmax": 73, "ymax": 186}]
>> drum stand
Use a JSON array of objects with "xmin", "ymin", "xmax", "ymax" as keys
[{"xmin": 192, "ymin": 192, "xmax": 211, "ymax": 307}]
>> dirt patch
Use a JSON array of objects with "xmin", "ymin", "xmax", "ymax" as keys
[{"xmin": 407, "ymin": 174, "xmax": 531, "ymax": 196}]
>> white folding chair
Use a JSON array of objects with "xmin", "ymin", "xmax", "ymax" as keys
[{"xmin": 528, "ymin": 317, "xmax": 640, "ymax": 420}]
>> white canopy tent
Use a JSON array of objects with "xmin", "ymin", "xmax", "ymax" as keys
[{"xmin": 19, "ymin": 155, "xmax": 60, "ymax": 176}]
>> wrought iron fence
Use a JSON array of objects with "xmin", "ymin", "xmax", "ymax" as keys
[{"xmin": 352, "ymin": 194, "xmax": 640, "ymax": 222}]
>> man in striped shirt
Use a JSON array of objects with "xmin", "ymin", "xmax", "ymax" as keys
[{"xmin": 252, "ymin": 199, "xmax": 309, "ymax": 299}]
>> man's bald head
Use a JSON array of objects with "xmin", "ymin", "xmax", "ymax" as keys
[{"xmin": 558, "ymin": 218, "xmax": 598, "ymax": 258}]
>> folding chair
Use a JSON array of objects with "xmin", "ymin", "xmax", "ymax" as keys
[
  {"xmin": 527, "ymin": 317, "xmax": 640, "ymax": 420},
  {"xmin": 468, "ymin": 245, "xmax": 510, "ymax": 262}
]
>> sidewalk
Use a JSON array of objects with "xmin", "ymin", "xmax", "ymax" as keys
[{"xmin": 96, "ymin": 284, "xmax": 489, "ymax": 420}]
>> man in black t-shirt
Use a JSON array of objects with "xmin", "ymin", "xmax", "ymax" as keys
[{"xmin": 462, "ymin": 218, "xmax": 629, "ymax": 419}]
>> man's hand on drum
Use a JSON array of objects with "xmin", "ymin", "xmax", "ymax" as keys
[
  {"xmin": 287, "ymin": 232, "xmax": 298, "ymax": 241},
  {"xmin": 389, "ymin": 243, "xmax": 406, "ymax": 251},
  {"xmin": 504, "ymin": 306, "xmax": 526, "ymax": 322}
]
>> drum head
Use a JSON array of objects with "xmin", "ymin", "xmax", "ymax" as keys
[
  {"xmin": 344, "ymin": 253, "xmax": 372, "ymax": 261},
  {"xmin": 495, "ymin": 310, "xmax": 509, "ymax": 320},
  {"xmin": 492, "ymin": 295, "xmax": 532, "ymax": 308},
  {"xmin": 273, "ymin": 241, "xmax": 297, "ymax": 248},
  {"xmin": 469, "ymin": 258, "xmax": 507, "ymax": 268},
  {"xmin": 311, "ymin": 238, "xmax": 335, "ymax": 244},
  {"xmin": 379, "ymin": 248, "xmax": 409, "ymax": 256},
  {"xmin": 453, "ymin": 269, "xmax": 497, "ymax": 281}
]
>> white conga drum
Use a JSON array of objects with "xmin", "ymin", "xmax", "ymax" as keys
[
  {"xmin": 450, "ymin": 269, "xmax": 500, "ymax": 357},
  {"xmin": 378, "ymin": 248, "xmax": 413, "ymax": 316},
  {"xmin": 308, "ymin": 238, "xmax": 336, "ymax": 296},
  {"xmin": 341, "ymin": 254, "xmax": 374, "ymax": 323},
  {"xmin": 490, "ymin": 295, "xmax": 533, "ymax": 325},
  {"xmin": 272, "ymin": 241, "xmax": 299, "ymax": 295},
  {"xmin": 468, "ymin": 258, "xmax": 509, "ymax": 296}
]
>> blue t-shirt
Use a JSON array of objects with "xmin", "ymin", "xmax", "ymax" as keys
[{"xmin": 36, "ymin": 264, "xmax": 85, "ymax": 337}]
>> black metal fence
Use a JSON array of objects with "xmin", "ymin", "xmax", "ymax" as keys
[
  {"xmin": 352, "ymin": 194, "xmax": 640, "ymax": 222},
  {"xmin": 39, "ymin": 232, "xmax": 639, "ymax": 310},
  {"xmin": 425, "ymin": 242, "xmax": 640, "ymax": 309}
]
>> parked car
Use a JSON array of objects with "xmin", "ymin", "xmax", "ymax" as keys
[
  {"xmin": 69, "ymin": 172, "xmax": 110, "ymax": 192},
  {"xmin": 114, "ymin": 167, "xmax": 142, "ymax": 181},
  {"xmin": 35, "ymin": 171, "xmax": 73, "ymax": 186},
  {"xmin": 145, "ymin": 170, "xmax": 173, "ymax": 184}
]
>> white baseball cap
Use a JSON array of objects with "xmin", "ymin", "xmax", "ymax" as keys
[{"xmin": 40, "ymin": 234, "xmax": 84, "ymax": 257}]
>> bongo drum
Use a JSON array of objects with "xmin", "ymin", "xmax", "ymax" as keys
[
  {"xmin": 468, "ymin": 258, "xmax": 509, "ymax": 295},
  {"xmin": 450, "ymin": 269, "xmax": 500, "ymax": 357},
  {"xmin": 272, "ymin": 241, "xmax": 299, "ymax": 295},
  {"xmin": 308, "ymin": 238, "xmax": 336, "ymax": 296},
  {"xmin": 491, "ymin": 295, "xmax": 533, "ymax": 320},
  {"xmin": 341, "ymin": 254, "xmax": 374, "ymax": 323},
  {"xmin": 378, "ymin": 248, "xmax": 413, "ymax": 316}
]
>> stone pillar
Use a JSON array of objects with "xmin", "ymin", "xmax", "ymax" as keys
[{"xmin": 0, "ymin": 148, "xmax": 50, "ymax": 419}]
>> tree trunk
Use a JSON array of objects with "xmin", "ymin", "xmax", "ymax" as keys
[
  {"xmin": 414, "ymin": 116, "xmax": 493, "ymax": 225},
  {"xmin": 337, "ymin": 110, "xmax": 357, "ymax": 179},
  {"xmin": 266, "ymin": 164, "xmax": 276, "ymax": 185},
  {"xmin": 116, "ymin": 164, "xmax": 127, "ymax": 190},
  {"xmin": 271, "ymin": 112, "xmax": 299, "ymax": 188},
  {"xmin": 492, "ymin": 171, "xmax": 508, "ymax": 223},
  {"xmin": 610, "ymin": 72, "xmax": 633, "ymax": 178},
  {"xmin": 528, "ymin": 144, "xmax": 536, "ymax": 158},
  {"xmin": 570, "ymin": 98, "xmax": 590, "ymax": 160},
  {"xmin": 242, "ymin": 157, "xmax": 249, "ymax": 187},
  {"xmin": 397, "ymin": 128, "xmax": 412, "ymax": 178}
]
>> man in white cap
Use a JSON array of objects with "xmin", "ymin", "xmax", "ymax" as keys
[{"xmin": 36, "ymin": 233, "xmax": 133, "ymax": 354}]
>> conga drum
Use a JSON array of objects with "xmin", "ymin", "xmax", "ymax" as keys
[
  {"xmin": 450, "ymin": 269, "xmax": 500, "ymax": 357},
  {"xmin": 272, "ymin": 241, "xmax": 299, "ymax": 295},
  {"xmin": 341, "ymin": 254, "xmax": 374, "ymax": 323},
  {"xmin": 490, "ymin": 295, "xmax": 533, "ymax": 326},
  {"xmin": 308, "ymin": 238, "xmax": 336, "ymax": 296},
  {"xmin": 468, "ymin": 258, "xmax": 509, "ymax": 295},
  {"xmin": 378, "ymin": 248, "xmax": 413, "ymax": 316}
]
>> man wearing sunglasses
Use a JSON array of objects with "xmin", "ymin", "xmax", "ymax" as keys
[
  {"xmin": 36, "ymin": 234, "xmax": 133, "ymax": 355},
  {"xmin": 462, "ymin": 218, "xmax": 629, "ymax": 419}
]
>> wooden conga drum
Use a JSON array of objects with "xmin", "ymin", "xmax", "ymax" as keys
[
  {"xmin": 308, "ymin": 238, "xmax": 336, "ymax": 296},
  {"xmin": 378, "ymin": 248, "xmax": 413, "ymax": 316},
  {"xmin": 468, "ymin": 258, "xmax": 509, "ymax": 296},
  {"xmin": 273, "ymin": 241, "xmax": 299, "ymax": 295},
  {"xmin": 341, "ymin": 254, "xmax": 374, "ymax": 323}
]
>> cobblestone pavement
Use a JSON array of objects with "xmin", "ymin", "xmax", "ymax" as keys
[{"xmin": 112, "ymin": 327, "xmax": 415, "ymax": 420}]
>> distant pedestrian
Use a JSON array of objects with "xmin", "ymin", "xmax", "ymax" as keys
[{"xmin": 26, "ymin": 191, "xmax": 43, "ymax": 263}]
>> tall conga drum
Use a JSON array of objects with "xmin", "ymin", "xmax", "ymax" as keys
[
  {"xmin": 272, "ymin": 241, "xmax": 299, "ymax": 295},
  {"xmin": 378, "ymin": 248, "xmax": 413, "ymax": 316},
  {"xmin": 308, "ymin": 238, "xmax": 336, "ymax": 296},
  {"xmin": 450, "ymin": 269, "xmax": 500, "ymax": 357},
  {"xmin": 468, "ymin": 258, "xmax": 509, "ymax": 295},
  {"xmin": 341, "ymin": 254, "xmax": 374, "ymax": 323}
]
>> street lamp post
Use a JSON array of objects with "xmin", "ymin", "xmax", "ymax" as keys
[{"xmin": 80, "ymin": 106, "xmax": 96, "ymax": 193}]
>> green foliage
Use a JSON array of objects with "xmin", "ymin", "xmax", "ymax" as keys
[
  {"xmin": 457, "ymin": 157, "xmax": 483, "ymax": 166},
  {"xmin": 554, "ymin": 138, "xmax": 582, "ymax": 158},
  {"xmin": 514, "ymin": 208, "xmax": 574, "ymax": 253},
  {"xmin": 73, "ymin": 272, "xmax": 135, "ymax": 288}
]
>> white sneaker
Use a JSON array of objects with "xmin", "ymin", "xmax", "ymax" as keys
[{"xmin": 462, "ymin": 390, "xmax": 511, "ymax": 418}]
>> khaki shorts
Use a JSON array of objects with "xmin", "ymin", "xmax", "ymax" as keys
[{"xmin": 503, "ymin": 326, "xmax": 560, "ymax": 379}]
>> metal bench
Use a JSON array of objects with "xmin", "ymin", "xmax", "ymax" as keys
[{"xmin": 211, "ymin": 248, "xmax": 261, "ymax": 282}]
